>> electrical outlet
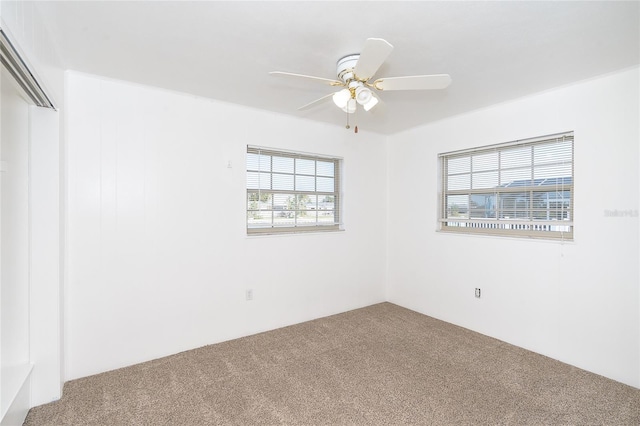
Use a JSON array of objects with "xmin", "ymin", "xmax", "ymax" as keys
[
  {"xmin": 246, "ymin": 289, "xmax": 253, "ymax": 301},
  {"xmin": 475, "ymin": 288, "xmax": 481, "ymax": 298}
]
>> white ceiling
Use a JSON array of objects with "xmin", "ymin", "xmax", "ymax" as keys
[{"xmin": 35, "ymin": 1, "xmax": 639, "ymax": 135}]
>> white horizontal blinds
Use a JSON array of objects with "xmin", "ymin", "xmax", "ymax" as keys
[
  {"xmin": 440, "ymin": 132, "xmax": 573, "ymax": 239},
  {"xmin": 247, "ymin": 146, "xmax": 340, "ymax": 234}
]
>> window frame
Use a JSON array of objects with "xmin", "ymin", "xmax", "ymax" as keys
[
  {"xmin": 246, "ymin": 146, "xmax": 342, "ymax": 235},
  {"xmin": 438, "ymin": 132, "xmax": 574, "ymax": 240}
]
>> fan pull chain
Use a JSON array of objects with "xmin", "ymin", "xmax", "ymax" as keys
[
  {"xmin": 344, "ymin": 104, "xmax": 358, "ymax": 133},
  {"xmin": 354, "ymin": 103, "xmax": 358, "ymax": 133}
]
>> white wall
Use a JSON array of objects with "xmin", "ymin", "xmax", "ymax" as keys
[
  {"xmin": 0, "ymin": 68, "xmax": 31, "ymax": 423},
  {"xmin": 65, "ymin": 67, "xmax": 640, "ymax": 388},
  {"xmin": 65, "ymin": 71, "xmax": 387, "ymax": 380},
  {"xmin": 387, "ymin": 67, "xmax": 640, "ymax": 388},
  {"xmin": 29, "ymin": 106, "xmax": 60, "ymax": 406},
  {"xmin": 1, "ymin": 0, "xmax": 65, "ymax": 412}
]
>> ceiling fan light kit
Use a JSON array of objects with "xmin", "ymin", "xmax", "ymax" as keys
[
  {"xmin": 271, "ymin": 38, "xmax": 451, "ymax": 131},
  {"xmin": 363, "ymin": 94, "xmax": 378, "ymax": 112},
  {"xmin": 332, "ymin": 88, "xmax": 351, "ymax": 109},
  {"xmin": 344, "ymin": 98, "xmax": 356, "ymax": 114},
  {"xmin": 355, "ymin": 85, "xmax": 372, "ymax": 104}
]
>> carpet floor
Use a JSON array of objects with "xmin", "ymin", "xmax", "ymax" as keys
[{"xmin": 24, "ymin": 302, "xmax": 640, "ymax": 425}]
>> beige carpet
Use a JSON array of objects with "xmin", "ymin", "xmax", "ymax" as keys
[{"xmin": 24, "ymin": 302, "xmax": 640, "ymax": 425}]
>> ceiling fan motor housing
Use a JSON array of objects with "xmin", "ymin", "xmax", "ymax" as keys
[{"xmin": 336, "ymin": 54, "xmax": 360, "ymax": 83}]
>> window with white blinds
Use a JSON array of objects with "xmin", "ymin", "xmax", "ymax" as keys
[
  {"xmin": 439, "ymin": 132, "xmax": 574, "ymax": 239},
  {"xmin": 246, "ymin": 146, "xmax": 342, "ymax": 234}
]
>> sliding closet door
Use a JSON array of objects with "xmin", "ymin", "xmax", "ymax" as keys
[{"xmin": 0, "ymin": 67, "xmax": 31, "ymax": 423}]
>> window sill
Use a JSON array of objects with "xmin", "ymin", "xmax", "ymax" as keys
[
  {"xmin": 246, "ymin": 228, "xmax": 345, "ymax": 238},
  {"xmin": 437, "ymin": 228, "xmax": 574, "ymax": 243}
]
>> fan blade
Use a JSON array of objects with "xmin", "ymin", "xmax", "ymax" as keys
[
  {"xmin": 354, "ymin": 38, "xmax": 394, "ymax": 80},
  {"xmin": 270, "ymin": 71, "xmax": 342, "ymax": 86},
  {"xmin": 298, "ymin": 93, "xmax": 335, "ymax": 111},
  {"xmin": 373, "ymin": 74, "xmax": 452, "ymax": 91}
]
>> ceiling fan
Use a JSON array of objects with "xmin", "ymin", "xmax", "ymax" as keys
[{"xmin": 270, "ymin": 38, "xmax": 451, "ymax": 129}]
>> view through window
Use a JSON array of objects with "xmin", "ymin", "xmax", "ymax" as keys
[
  {"xmin": 246, "ymin": 146, "xmax": 341, "ymax": 234},
  {"xmin": 439, "ymin": 132, "xmax": 574, "ymax": 239}
]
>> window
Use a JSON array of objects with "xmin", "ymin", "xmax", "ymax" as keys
[
  {"xmin": 439, "ymin": 132, "xmax": 573, "ymax": 239},
  {"xmin": 246, "ymin": 146, "xmax": 342, "ymax": 234}
]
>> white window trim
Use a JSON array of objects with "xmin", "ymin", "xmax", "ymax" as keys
[
  {"xmin": 246, "ymin": 146, "xmax": 342, "ymax": 235},
  {"xmin": 438, "ymin": 132, "xmax": 574, "ymax": 240}
]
